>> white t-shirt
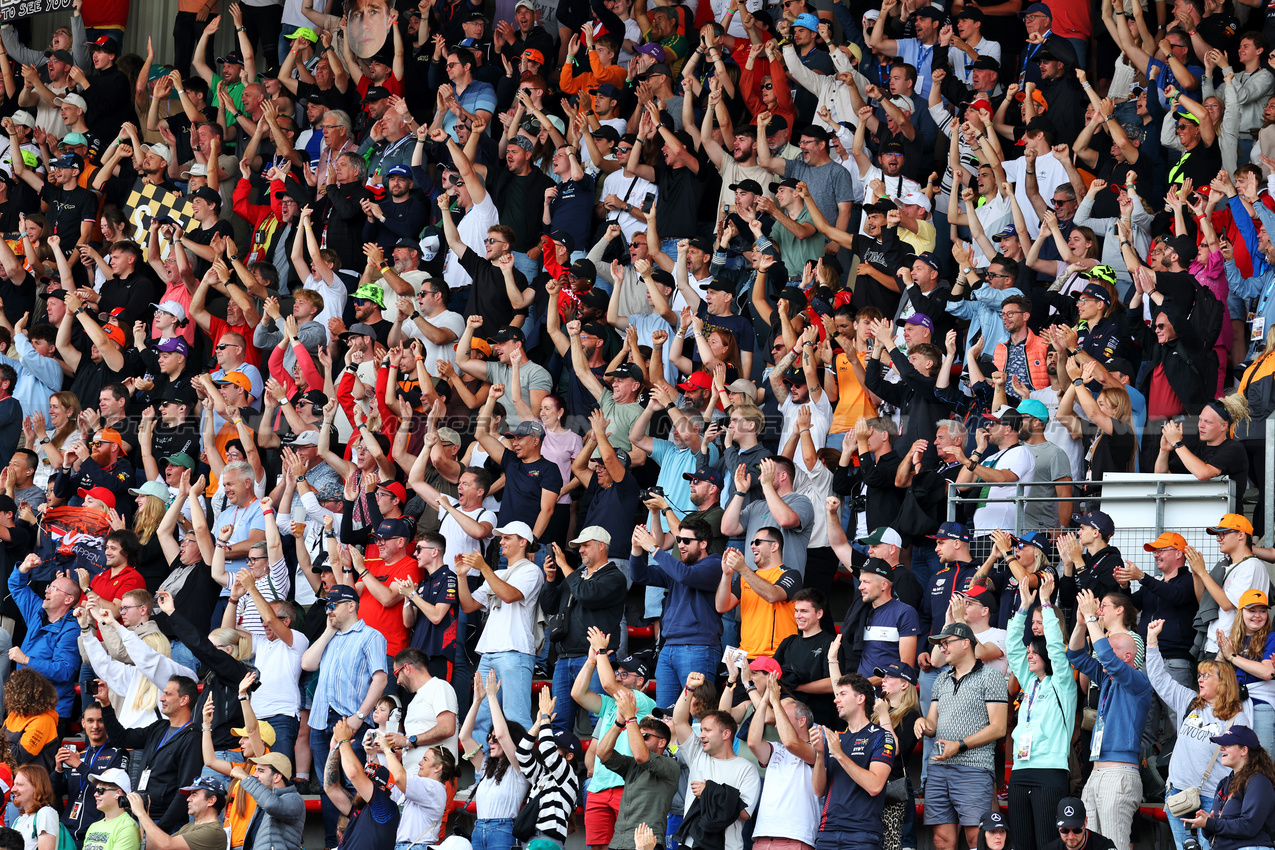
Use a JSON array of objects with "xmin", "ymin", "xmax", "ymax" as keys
[
  {"xmin": 972, "ymin": 443, "xmax": 1037, "ymax": 532},
  {"xmin": 752, "ymin": 742, "xmax": 818, "ymax": 846},
  {"xmin": 1003, "ymin": 156, "xmax": 1070, "ymax": 238},
  {"xmin": 402, "ymin": 676, "xmax": 460, "ymax": 773},
  {"xmin": 1207, "ymin": 556, "xmax": 1272, "ymax": 652},
  {"xmin": 972, "ymin": 194, "xmax": 1013, "ymax": 267},
  {"xmin": 250, "ymin": 630, "xmax": 309, "ymax": 719},
  {"xmin": 858, "ymin": 165, "xmax": 922, "ymax": 236},
  {"xmin": 474, "ymin": 766, "xmax": 530, "ymax": 820},
  {"xmin": 392, "ymin": 775, "xmax": 448, "ymax": 847},
  {"xmin": 601, "ymin": 169, "xmax": 656, "ymax": 242},
  {"xmin": 437, "ymin": 499, "xmax": 496, "ymax": 563},
  {"xmin": 472, "ymin": 558, "xmax": 544, "ymax": 654},
  {"xmin": 15, "ymin": 808, "xmax": 58, "ymax": 850},
  {"xmin": 401, "ymin": 310, "xmax": 466, "ymax": 377},
  {"xmin": 779, "ymin": 393, "xmax": 833, "ymax": 472},
  {"xmin": 676, "ymin": 734, "xmax": 761, "ymax": 850},
  {"xmin": 305, "ymin": 270, "xmax": 355, "ymax": 332},
  {"xmin": 233, "ymin": 557, "xmax": 292, "ymax": 639},
  {"xmin": 442, "ymin": 193, "xmax": 499, "ymax": 290},
  {"xmin": 974, "ymin": 625, "xmax": 1009, "ymax": 677}
]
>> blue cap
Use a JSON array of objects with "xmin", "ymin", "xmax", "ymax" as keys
[
  {"xmin": 593, "ymin": 83, "xmax": 623, "ymax": 99},
  {"xmin": 1018, "ymin": 1, "xmax": 1052, "ymax": 17},
  {"xmin": 682, "ymin": 467, "xmax": 724, "ymax": 488},
  {"xmin": 1211, "ymin": 725, "xmax": 1261, "ymax": 748},
  {"xmin": 1077, "ymin": 282, "xmax": 1112, "ymax": 304},
  {"xmin": 793, "ymin": 12, "xmax": 820, "ymax": 29},
  {"xmin": 931, "ymin": 521, "xmax": 970, "ymax": 542},
  {"xmin": 1015, "ymin": 531, "xmax": 1049, "ymax": 552},
  {"xmin": 993, "ymin": 226, "xmax": 1017, "ymax": 241},
  {"xmin": 386, "ymin": 164, "xmax": 412, "ymax": 179},
  {"xmin": 1016, "ymin": 398, "xmax": 1049, "ymax": 422},
  {"xmin": 374, "ymin": 517, "xmax": 413, "ymax": 540},
  {"xmin": 1072, "ymin": 510, "xmax": 1115, "ymax": 538},
  {"xmin": 181, "ymin": 775, "xmax": 227, "ymax": 796},
  {"xmin": 873, "ymin": 661, "xmax": 917, "ymax": 684},
  {"xmin": 322, "ymin": 585, "xmax": 359, "ymax": 605}
]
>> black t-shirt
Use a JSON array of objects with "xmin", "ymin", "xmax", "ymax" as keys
[
  {"xmin": 854, "ymin": 229, "xmax": 909, "ymax": 314},
  {"xmin": 1169, "ymin": 136, "xmax": 1222, "ymax": 192},
  {"xmin": 1169, "ymin": 436, "xmax": 1249, "ymax": 494},
  {"xmin": 487, "ymin": 166, "xmax": 557, "ymax": 254},
  {"xmin": 1043, "ymin": 831, "xmax": 1117, "ymax": 850},
  {"xmin": 1155, "ymin": 270, "xmax": 1199, "ymax": 312},
  {"xmin": 1089, "ymin": 418, "xmax": 1136, "ymax": 480},
  {"xmin": 0, "ymin": 272, "xmax": 35, "ymax": 328},
  {"xmin": 695, "ymin": 304, "xmax": 756, "ymax": 367},
  {"xmin": 185, "ymin": 220, "xmax": 235, "ymax": 279},
  {"xmin": 496, "ymin": 451, "xmax": 563, "ymax": 530},
  {"xmin": 654, "ymin": 160, "xmax": 704, "ymax": 240},
  {"xmin": 461, "ymin": 248, "xmax": 529, "ymax": 334},
  {"xmin": 583, "ymin": 472, "xmax": 642, "ymax": 558},
  {"xmin": 772, "ymin": 629, "xmax": 837, "ymax": 727},
  {"xmin": 40, "ymin": 184, "xmax": 98, "ymax": 243},
  {"xmin": 1090, "ymin": 151, "xmax": 1155, "ymax": 219}
]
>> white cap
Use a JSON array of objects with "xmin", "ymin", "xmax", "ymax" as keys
[
  {"xmin": 494, "ymin": 521, "xmax": 535, "ymax": 543},
  {"xmin": 888, "ymin": 95, "xmax": 915, "ymax": 115},
  {"xmin": 863, "ymin": 8, "xmax": 881, "ymax": 20},
  {"xmin": 515, "ymin": 0, "xmax": 536, "ymax": 8},
  {"xmin": 150, "ymin": 300, "xmax": 187, "ymax": 321},
  {"xmin": 55, "ymin": 93, "xmax": 87, "ymax": 111},
  {"xmin": 898, "ymin": 190, "xmax": 931, "ymax": 213},
  {"xmin": 144, "ymin": 143, "xmax": 173, "ymax": 163},
  {"xmin": 430, "ymin": 838, "xmax": 473, "ymax": 850},
  {"xmin": 90, "ymin": 768, "xmax": 133, "ymax": 795},
  {"xmin": 182, "ymin": 163, "xmax": 209, "ymax": 179},
  {"xmin": 11, "ymin": 111, "xmax": 35, "ymax": 128},
  {"xmin": 570, "ymin": 526, "xmax": 612, "ymax": 547}
]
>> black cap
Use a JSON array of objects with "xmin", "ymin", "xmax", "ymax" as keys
[
  {"xmin": 764, "ymin": 114, "xmax": 789, "ymax": 133},
  {"xmin": 880, "ymin": 140, "xmax": 905, "ymax": 156},
  {"xmin": 705, "ymin": 278, "xmax": 734, "ymax": 293},
  {"xmin": 860, "ymin": 557, "xmax": 893, "ymax": 579},
  {"xmin": 729, "ymin": 179, "xmax": 764, "ymax": 195},
  {"xmin": 1056, "ymin": 797, "xmax": 1086, "ymax": 829},
  {"xmin": 364, "ymin": 86, "xmax": 391, "ymax": 102},
  {"xmin": 590, "ymin": 125, "xmax": 621, "ymax": 144},
  {"xmin": 492, "ymin": 326, "xmax": 526, "ymax": 344},
  {"xmin": 1024, "ymin": 115, "xmax": 1057, "ymax": 140},
  {"xmin": 799, "ymin": 124, "xmax": 832, "ymax": 143},
  {"xmin": 956, "ymin": 6, "xmax": 984, "ymax": 20},
  {"xmin": 769, "ymin": 177, "xmax": 799, "ymax": 193},
  {"xmin": 650, "ymin": 269, "xmax": 675, "ymax": 289},
  {"xmin": 158, "ymin": 383, "xmax": 197, "ymax": 408},
  {"xmin": 191, "ymin": 186, "xmax": 222, "ymax": 206},
  {"xmin": 606, "ymin": 363, "xmax": 644, "ymax": 381},
  {"xmin": 579, "ymin": 288, "xmax": 609, "ymax": 310},
  {"xmin": 570, "ymin": 258, "xmax": 597, "ymax": 281},
  {"xmin": 971, "ymin": 54, "xmax": 1000, "ymax": 71},
  {"xmin": 45, "ymin": 48, "xmax": 73, "ymax": 64},
  {"xmin": 689, "ymin": 236, "xmax": 714, "ymax": 254}
]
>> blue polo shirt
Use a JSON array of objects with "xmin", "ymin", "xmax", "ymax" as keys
[
  {"xmin": 818, "ymin": 724, "xmax": 895, "ymax": 838},
  {"xmin": 857, "ymin": 598, "xmax": 921, "ymax": 677}
]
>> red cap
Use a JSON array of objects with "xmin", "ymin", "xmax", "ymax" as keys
[
  {"xmin": 677, "ymin": 371, "xmax": 713, "ymax": 392},
  {"xmin": 749, "ymin": 657, "xmax": 782, "ymax": 677},
  {"xmin": 378, "ymin": 482, "xmax": 408, "ymax": 503},
  {"xmin": 77, "ymin": 486, "xmax": 116, "ymax": 510}
]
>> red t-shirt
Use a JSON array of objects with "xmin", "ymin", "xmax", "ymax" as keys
[
  {"xmin": 205, "ymin": 316, "xmax": 262, "ymax": 368},
  {"xmin": 358, "ymin": 555, "xmax": 421, "ymax": 656},
  {"xmin": 90, "ymin": 565, "xmax": 146, "ymax": 604},
  {"xmin": 1148, "ymin": 363, "xmax": 1187, "ymax": 420}
]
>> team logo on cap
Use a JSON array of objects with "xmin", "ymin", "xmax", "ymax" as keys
[{"xmin": 1064, "ymin": 806, "xmax": 1075, "ymax": 817}]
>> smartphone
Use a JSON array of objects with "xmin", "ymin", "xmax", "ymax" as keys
[{"xmin": 642, "ymin": 192, "xmax": 656, "ymax": 213}]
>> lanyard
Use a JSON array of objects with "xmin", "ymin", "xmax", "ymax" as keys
[
  {"xmin": 1024, "ymin": 679, "xmax": 1041, "ymax": 723},
  {"xmin": 158, "ymin": 722, "xmax": 190, "ymax": 751}
]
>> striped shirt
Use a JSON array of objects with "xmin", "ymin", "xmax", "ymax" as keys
[
  {"xmin": 310, "ymin": 620, "xmax": 387, "ymax": 723},
  {"xmin": 515, "ymin": 725, "xmax": 581, "ymax": 843}
]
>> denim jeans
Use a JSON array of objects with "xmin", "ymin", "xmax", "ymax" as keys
[
  {"xmin": 655, "ymin": 644, "xmax": 719, "ymax": 708},
  {"xmin": 169, "ymin": 640, "xmax": 200, "ymax": 677},
  {"xmin": 261, "ymin": 714, "xmax": 300, "ymax": 768},
  {"xmin": 1256, "ymin": 702, "xmax": 1275, "ymax": 753},
  {"xmin": 472, "ymin": 817, "xmax": 516, "ymax": 850},
  {"xmin": 661, "ymin": 237, "xmax": 682, "ymax": 265},
  {"xmin": 312, "ymin": 713, "xmax": 369, "ymax": 848},
  {"xmin": 1167, "ymin": 785, "xmax": 1212, "ymax": 850},
  {"xmin": 552, "ymin": 654, "xmax": 600, "ymax": 734},
  {"xmin": 473, "ymin": 650, "xmax": 534, "ymax": 746},
  {"xmin": 511, "ymin": 251, "xmax": 540, "ymax": 283},
  {"xmin": 910, "ymin": 545, "xmax": 943, "ymax": 593}
]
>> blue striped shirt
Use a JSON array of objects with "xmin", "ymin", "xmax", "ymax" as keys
[{"xmin": 311, "ymin": 620, "xmax": 387, "ymax": 722}]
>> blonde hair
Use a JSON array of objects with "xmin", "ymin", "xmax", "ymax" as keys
[
  {"xmin": 48, "ymin": 392, "xmax": 80, "ymax": 449},
  {"xmin": 129, "ymin": 630, "xmax": 173, "ymax": 715},
  {"xmin": 1190, "ymin": 660, "xmax": 1244, "ymax": 721},
  {"xmin": 133, "ymin": 493, "xmax": 167, "ymax": 546},
  {"xmin": 208, "ymin": 627, "xmax": 253, "ymax": 661},
  {"xmin": 888, "ymin": 682, "xmax": 920, "ymax": 728}
]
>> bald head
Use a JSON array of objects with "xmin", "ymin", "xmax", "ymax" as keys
[{"xmin": 1107, "ymin": 633, "xmax": 1137, "ymax": 665}]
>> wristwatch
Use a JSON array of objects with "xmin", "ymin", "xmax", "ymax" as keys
[
  {"xmin": 356, "ymin": 711, "xmax": 367, "ymax": 721},
  {"xmin": 408, "ymin": 735, "xmax": 418, "ymax": 747},
  {"xmin": 1087, "ymin": 615, "xmax": 1100, "ymax": 623}
]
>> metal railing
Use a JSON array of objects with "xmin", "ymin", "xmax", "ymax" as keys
[{"xmin": 945, "ymin": 476, "xmax": 1237, "ymax": 538}]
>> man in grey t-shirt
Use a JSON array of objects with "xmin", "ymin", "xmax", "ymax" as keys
[{"xmin": 1017, "ymin": 398, "xmax": 1072, "ymax": 530}]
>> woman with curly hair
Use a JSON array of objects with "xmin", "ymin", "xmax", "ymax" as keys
[
  {"xmin": 4, "ymin": 671, "xmax": 60, "ymax": 772},
  {"xmin": 1218, "ymin": 590, "xmax": 1275, "ymax": 752},
  {"xmin": 1148, "ymin": 618, "xmax": 1252, "ymax": 850},
  {"xmin": 11, "ymin": 764, "xmax": 58, "ymax": 850}
]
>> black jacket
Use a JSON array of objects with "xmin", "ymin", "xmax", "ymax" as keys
[
  {"xmin": 100, "ymin": 705, "xmax": 201, "ymax": 832},
  {"xmin": 1134, "ymin": 298, "xmax": 1216, "ymax": 416},
  {"xmin": 155, "ymin": 610, "xmax": 248, "ymax": 750},
  {"xmin": 674, "ymin": 780, "xmax": 744, "ymax": 850},
  {"xmin": 865, "ymin": 349, "xmax": 950, "ymax": 457},
  {"xmin": 53, "ymin": 743, "xmax": 128, "ymax": 840},
  {"xmin": 318, "ymin": 181, "xmax": 372, "ymax": 271},
  {"xmin": 539, "ymin": 562, "xmax": 627, "ymax": 658}
]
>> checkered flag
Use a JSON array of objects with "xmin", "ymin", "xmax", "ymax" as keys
[{"xmin": 123, "ymin": 179, "xmax": 198, "ymax": 246}]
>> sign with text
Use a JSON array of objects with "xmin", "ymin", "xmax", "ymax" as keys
[{"xmin": 0, "ymin": 0, "xmax": 75, "ymax": 25}]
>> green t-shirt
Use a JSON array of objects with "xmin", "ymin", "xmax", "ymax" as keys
[
  {"xmin": 601, "ymin": 392, "xmax": 644, "ymax": 452},
  {"xmin": 82, "ymin": 814, "xmax": 140, "ymax": 850},
  {"xmin": 210, "ymin": 80, "xmax": 246, "ymax": 112},
  {"xmin": 175, "ymin": 822, "xmax": 228, "ymax": 850},
  {"xmin": 588, "ymin": 689, "xmax": 657, "ymax": 792}
]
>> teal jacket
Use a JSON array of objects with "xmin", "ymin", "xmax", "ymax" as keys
[{"xmin": 1006, "ymin": 606, "xmax": 1077, "ymax": 772}]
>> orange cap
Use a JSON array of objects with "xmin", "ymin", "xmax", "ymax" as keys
[
  {"xmin": 1241, "ymin": 589, "xmax": 1270, "ymax": 609},
  {"xmin": 1208, "ymin": 513, "xmax": 1255, "ymax": 536},
  {"xmin": 1143, "ymin": 532, "xmax": 1187, "ymax": 552}
]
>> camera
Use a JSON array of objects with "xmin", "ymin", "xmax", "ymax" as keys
[
  {"xmin": 119, "ymin": 792, "xmax": 147, "ymax": 813},
  {"xmin": 1183, "ymin": 835, "xmax": 1201, "ymax": 850},
  {"xmin": 640, "ymin": 486, "xmax": 665, "ymax": 501}
]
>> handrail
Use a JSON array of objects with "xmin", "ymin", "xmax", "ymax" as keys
[{"xmin": 945, "ymin": 476, "xmax": 1236, "ymax": 534}]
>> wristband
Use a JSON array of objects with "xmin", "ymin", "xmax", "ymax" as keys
[
  {"xmin": 1173, "ymin": 441, "xmax": 1185, "ymax": 450},
  {"xmin": 261, "ymin": 508, "xmax": 274, "ymax": 516}
]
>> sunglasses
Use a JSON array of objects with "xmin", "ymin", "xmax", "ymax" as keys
[
  {"xmin": 676, "ymin": 536, "xmax": 697, "ymax": 544},
  {"xmin": 89, "ymin": 440, "xmax": 105, "ymax": 449},
  {"xmin": 761, "ymin": 83, "xmax": 774, "ymax": 90},
  {"xmin": 750, "ymin": 538, "xmax": 778, "ymax": 547},
  {"xmin": 1059, "ymin": 829, "xmax": 1084, "ymax": 835}
]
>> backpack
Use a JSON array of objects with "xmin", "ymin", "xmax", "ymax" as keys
[
  {"xmin": 29, "ymin": 814, "xmax": 76, "ymax": 850},
  {"xmin": 1190, "ymin": 281, "xmax": 1225, "ymax": 350}
]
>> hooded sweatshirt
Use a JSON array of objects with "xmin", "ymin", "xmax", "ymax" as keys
[{"xmin": 1006, "ymin": 605, "xmax": 1076, "ymax": 772}]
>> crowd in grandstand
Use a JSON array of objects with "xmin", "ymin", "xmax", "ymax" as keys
[{"xmin": 0, "ymin": 1, "xmax": 1271, "ymax": 850}]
